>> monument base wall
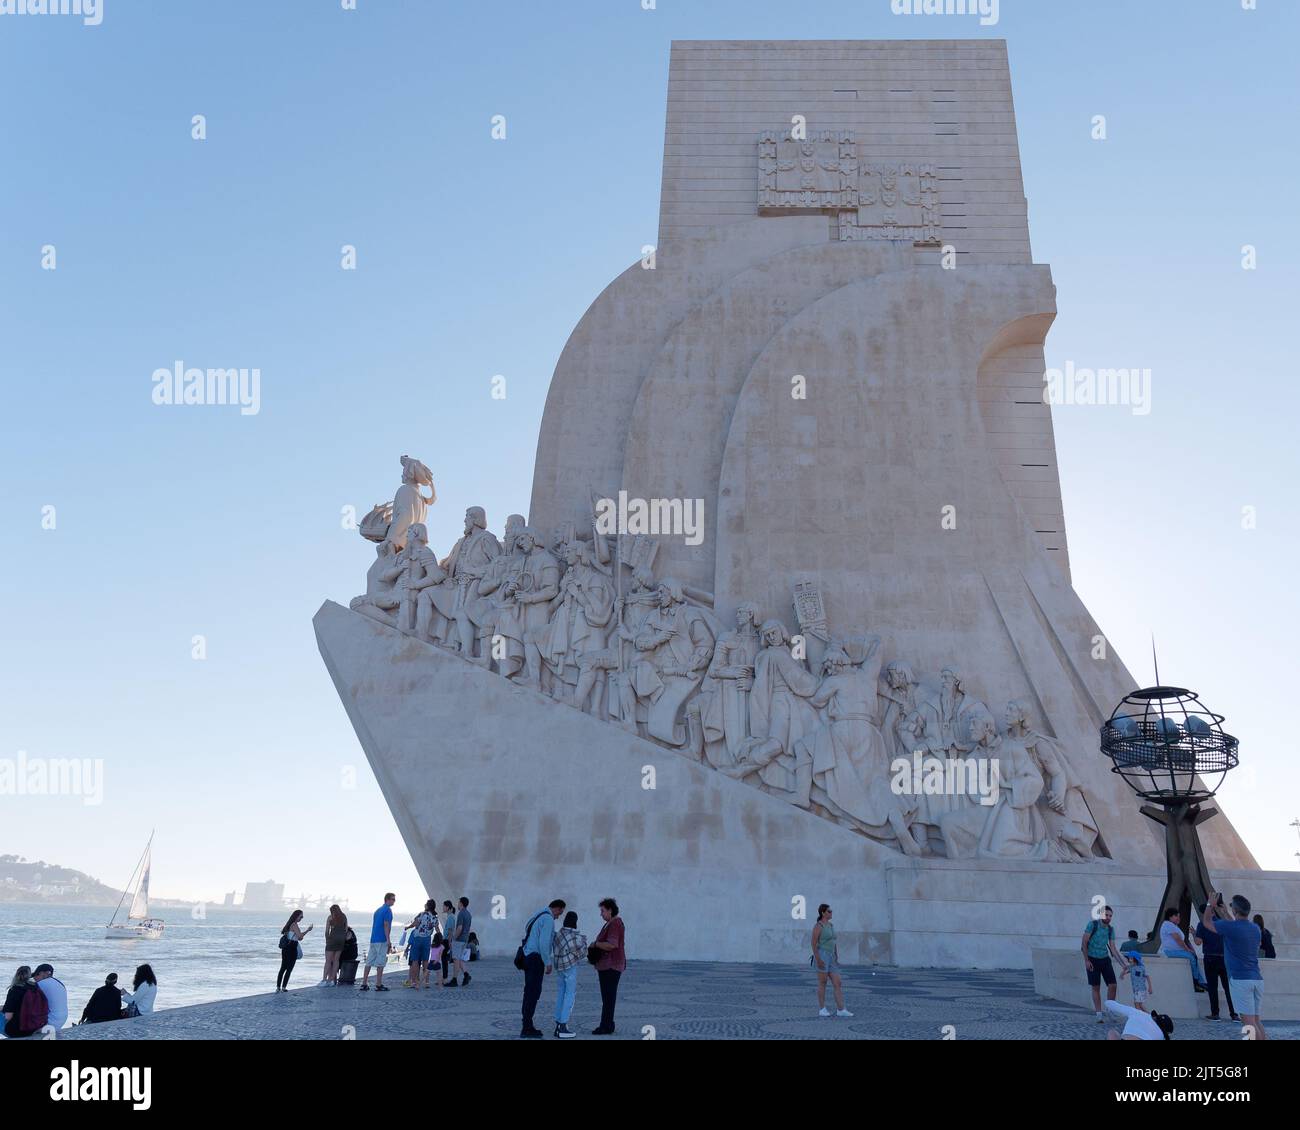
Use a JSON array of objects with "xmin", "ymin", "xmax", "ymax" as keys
[{"xmin": 316, "ymin": 601, "xmax": 1299, "ymax": 970}]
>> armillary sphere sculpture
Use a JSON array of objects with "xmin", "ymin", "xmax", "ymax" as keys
[{"xmin": 1100, "ymin": 686, "xmax": 1239, "ymax": 955}]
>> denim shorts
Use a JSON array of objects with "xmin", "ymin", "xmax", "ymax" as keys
[{"xmin": 408, "ymin": 935, "xmax": 431, "ymax": 964}]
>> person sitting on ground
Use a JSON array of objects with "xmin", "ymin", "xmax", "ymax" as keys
[
  {"xmin": 121, "ymin": 965, "xmax": 157, "ymax": 1017},
  {"xmin": 1104, "ymin": 999, "xmax": 1174, "ymax": 1040},
  {"xmin": 80, "ymin": 973, "xmax": 125, "ymax": 1024},
  {"xmin": 1119, "ymin": 929, "xmax": 1141, "ymax": 955},
  {"xmin": 2, "ymin": 966, "xmax": 44, "ymax": 1038},
  {"xmin": 33, "ymin": 964, "xmax": 68, "ymax": 1032},
  {"xmin": 1157, "ymin": 908, "xmax": 1206, "ymax": 992},
  {"xmin": 1253, "ymin": 915, "xmax": 1276, "ymax": 960}
]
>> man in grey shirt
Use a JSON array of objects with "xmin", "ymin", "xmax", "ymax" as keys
[{"xmin": 450, "ymin": 896, "xmax": 473, "ymax": 988}]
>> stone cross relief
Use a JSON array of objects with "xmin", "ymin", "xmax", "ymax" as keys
[
  {"xmin": 757, "ymin": 127, "xmax": 943, "ymax": 245},
  {"xmin": 347, "ymin": 456, "xmax": 1101, "ymax": 865}
]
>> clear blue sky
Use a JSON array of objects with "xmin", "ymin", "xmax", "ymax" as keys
[{"xmin": 2, "ymin": 0, "xmax": 1297, "ymax": 906}]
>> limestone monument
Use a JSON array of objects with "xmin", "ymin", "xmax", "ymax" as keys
[{"xmin": 317, "ymin": 41, "xmax": 1295, "ymax": 968}]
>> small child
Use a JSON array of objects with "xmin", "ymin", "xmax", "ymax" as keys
[
  {"xmin": 428, "ymin": 933, "xmax": 446, "ymax": 989},
  {"xmin": 1120, "ymin": 951, "xmax": 1153, "ymax": 1011}
]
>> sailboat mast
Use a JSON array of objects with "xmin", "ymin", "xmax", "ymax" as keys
[{"xmin": 106, "ymin": 830, "xmax": 154, "ymax": 928}]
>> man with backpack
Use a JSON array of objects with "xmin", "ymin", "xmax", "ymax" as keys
[
  {"xmin": 517, "ymin": 900, "xmax": 565, "ymax": 1039},
  {"xmin": 1081, "ymin": 905, "xmax": 1129, "ymax": 1023},
  {"xmin": 3, "ymin": 965, "xmax": 49, "ymax": 1039}
]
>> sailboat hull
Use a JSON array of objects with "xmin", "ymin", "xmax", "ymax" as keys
[{"xmin": 104, "ymin": 921, "xmax": 164, "ymax": 941}]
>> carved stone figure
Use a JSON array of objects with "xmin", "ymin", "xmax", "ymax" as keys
[
  {"xmin": 489, "ymin": 528, "xmax": 560, "ymax": 681},
  {"xmin": 1005, "ymin": 700, "xmax": 1099, "ymax": 860},
  {"xmin": 879, "ymin": 660, "xmax": 922, "ymax": 761},
  {"xmin": 935, "ymin": 706, "xmax": 1008, "ymax": 859},
  {"xmin": 394, "ymin": 523, "xmax": 448, "ymax": 638},
  {"xmin": 721, "ymin": 620, "xmax": 821, "ymax": 801},
  {"xmin": 918, "ymin": 666, "xmax": 972, "ymax": 754},
  {"xmin": 423, "ymin": 507, "xmax": 501, "ymax": 663},
  {"xmin": 384, "ymin": 455, "xmax": 436, "ymax": 552},
  {"xmin": 611, "ymin": 564, "xmax": 665, "ymax": 731},
  {"xmin": 804, "ymin": 637, "xmax": 925, "ymax": 855},
  {"xmin": 525, "ymin": 540, "xmax": 615, "ymax": 701},
  {"xmin": 969, "ymin": 705, "xmax": 1053, "ymax": 860},
  {"xmin": 688, "ymin": 601, "xmax": 760, "ymax": 768},
  {"xmin": 350, "ymin": 540, "xmax": 404, "ymax": 627},
  {"xmin": 622, "ymin": 580, "xmax": 719, "ymax": 746}
]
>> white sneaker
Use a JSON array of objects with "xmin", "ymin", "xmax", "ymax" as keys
[
  {"xmin": 818, "ymin": 1007, "xmax": 831, "ymax": 1017},
  {"xmin": 1095, "ymin": 1012, "xmax": 1105, "ymax": 1024},
  {"xmin": 836, "ymin": 1009, "xmax": 854, "ymax": 1018}
]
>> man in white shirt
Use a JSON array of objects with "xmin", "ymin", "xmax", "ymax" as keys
[{"xmin": 33, "ymin": 964, "xmax": 68, "ymax": 1032}]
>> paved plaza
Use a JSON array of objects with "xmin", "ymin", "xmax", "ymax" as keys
[{"xmin": 58, "ymin": 961, "xmax": 1298, "ymax": 1041}]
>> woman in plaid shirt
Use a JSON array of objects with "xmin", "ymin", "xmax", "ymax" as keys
[{"xmin": 552, "ymin": 911, "xmax": 589, "ymax": 1039}]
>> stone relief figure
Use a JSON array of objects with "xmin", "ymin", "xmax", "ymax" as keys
[
  {"xmin": 622, "ymin": 580, "xmax": 719, "ymax": 746},
  {"xmin": 350, "ymin": 539, "xmax": 405, "ymax": 627},
  {"xmin": 462, "ymin": 515, "xmax": 529, "ymax": 654},
  {"xmin": 384, "ymin": 455, "xmax": 436, "ymax": 553},
  {"xmin": 687, "ymin": 601, "xmax": 760, "ymax": 768},
  {"xmin": 610, "ymin": 564, "xmax": 668, "ymax": 732},
  {"xmin": 934, "ymin": 706, "xmax": 1007, "ymax": 859},
  {"xmin": 879, "ymin": 661, "xmax": 922, "ymax": 761},
  {"xmin": 903, "ymin": 668, "xmax": 987, "ymax": 855},
  {"xmin": 346, "ymin": 466, "xmax": 1102, "ymax": 864},
  {"xmin": 485, "ymin": 528, "xmax": 560, "ymax": 682},
  {"xmin": 721, "ymin": 620, "xmax": 821, "ymax": 803},
  {"xmin": 525, "ymin": 539, "xmax": 615, "ymax": 702},
  {"xmin": 918, "ymin": 666, "xmax": 973, "ymax": 754},
  {"xmin": 968, "ymin": 705, "xmax": 1055, "ymax": 861},
  {"xmin": 426, "ymin": 506, "xmax": 501, "ymax": 663},
  {"xmin": 1005, "ymin": 700, "xmax": 1099, "ymax": 860},
  {"xmin": 395, "ymin": 523, "xmax": 448, "ymax": 638},
  {"xmin": 803, "ymin": 637, "xmax": 925, "ymax": 856}
]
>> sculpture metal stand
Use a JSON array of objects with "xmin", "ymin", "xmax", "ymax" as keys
[{"xmin": 1100, "ymin": 686, "xmax": 1239, "ymax": 954}]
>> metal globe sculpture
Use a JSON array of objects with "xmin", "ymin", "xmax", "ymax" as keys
[{"xmin": 1100, "ymin": 686, "xmax": 1239, "ymax": 954}]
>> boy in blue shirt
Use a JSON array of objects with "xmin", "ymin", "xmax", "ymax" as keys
[
  {"xmin": 1200, "ymin": 892, "xmax": 1265, "ymax": 1041},
  {"xmin": 1119, "ymin": 950, "xmax": 1153, "ymax": 1011}
]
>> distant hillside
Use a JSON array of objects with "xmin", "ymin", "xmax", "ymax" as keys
[{"xmin": 0, "ymin": 855, "xmax": 122, "ymax": 905}]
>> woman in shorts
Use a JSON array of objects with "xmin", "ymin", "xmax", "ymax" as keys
[{"xmin": 812, "ymin": 903, "xmax": 852, "ymax": 1018}]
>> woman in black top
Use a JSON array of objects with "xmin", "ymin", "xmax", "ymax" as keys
[
  {"xmin": 1253, "ymin": 915, "xmax": 1277, "ymax": 959},
  {"xmin": 81, "ymin": 973, "xmax": 125, "ymax": 1024},
  {"xmin": 3, "ymin": 965, "xmax": 36, "ymax": 1038}
]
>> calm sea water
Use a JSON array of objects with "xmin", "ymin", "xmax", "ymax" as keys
[{"xmin": 0, "ymin": 903, "xmax": 343, "ymax": 1024}]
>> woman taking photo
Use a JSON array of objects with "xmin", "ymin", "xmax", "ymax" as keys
[
  {"xmin": 122, "ymin": 965, "xmax": 158, "ymax": 1017},
  {"xmin": 812, "ymin": 904, "xmax": 853, "ymax": 1018},
  {"xmin": 321, "ymin": 905, "xmax": 348, "ymax": 986},
  {"xmin": 277, "ymin": 910, "xmax": 312, "ymax": 992}
]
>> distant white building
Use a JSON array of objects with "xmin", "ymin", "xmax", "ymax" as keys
[{"xmin": 242, "ymin": 880, "xmax": 285, "ymax": 910}]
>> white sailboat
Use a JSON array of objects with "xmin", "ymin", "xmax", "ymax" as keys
[{"xmin": 104, "ymin": 832, "xmax": 165, "ymax": 940}]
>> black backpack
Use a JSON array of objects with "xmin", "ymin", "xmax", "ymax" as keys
[{"xmin": 513, "ymin": 911, "xmax": 547, "ymax": 971}]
